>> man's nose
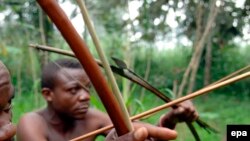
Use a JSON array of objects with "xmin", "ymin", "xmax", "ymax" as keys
[{"xmin": 78, "ymin": 90, "xmax": 90, "ymax": 101}]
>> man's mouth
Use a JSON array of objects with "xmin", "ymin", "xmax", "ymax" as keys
[{"xmin": 76, "ymin": 104, "xmax": 89, "ymax": 113}]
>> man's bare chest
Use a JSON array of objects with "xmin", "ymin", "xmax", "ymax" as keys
[{"xmin": 46, "ymin": 122, "xmax": 100, "ymax": 141}]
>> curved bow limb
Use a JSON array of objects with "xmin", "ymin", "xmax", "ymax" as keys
[{"xmin": 36, "ymin": 0, "xmax": 131, "ymax": 136}]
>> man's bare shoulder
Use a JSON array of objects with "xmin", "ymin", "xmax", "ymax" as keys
[
  {"xmin": 18, "ymin": 111, "xmax": 45, "ymax": 125},
  {"xmin": 85, "ymin": 109, "xmax": 111, "ymax": 127},
  {"xmin": 84, "ymin": 108, "xmax": 111, "ymax": 135},
  {"xmin": 17, "ymin": 111, "xmax": 48, "ymax": 141},
  {"xmin": 87, "ymin": 108, "xmax": 110, "ymax": 121},
  {"xmin": 88, "ymin": 108, "xmax": 107, "ymax": 116}
]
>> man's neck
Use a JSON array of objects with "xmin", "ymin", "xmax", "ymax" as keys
[{"xmin": 44, "ymin": 106, "xmax": 76, "ymax": 132}]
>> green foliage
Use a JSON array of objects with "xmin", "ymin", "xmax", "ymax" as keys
[
  {"xmin": 89, "ymin": 91, "xmax": 106, "ymax": 112},
  {"xmin": 133, "ymin": 46, "xmax": 192, "ymax": 91},
  {"xmin": 12, "ymin": 93, "xmax": 45, "ymax": 124},
  {"xmin": 1, "ymin": 1, "xmax": 250, "ymax": 140},
  {"xmin": 200, "ymin": 45, "xmax": 250, "ymax": 96},
  {"xmin": 0, "ymin": 45, "xmax": 41, "ymax": 95}
]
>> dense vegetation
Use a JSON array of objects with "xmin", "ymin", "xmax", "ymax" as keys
[{"xmin": 1, "ymin": 0, "xmax": 250, "ymax": 140}]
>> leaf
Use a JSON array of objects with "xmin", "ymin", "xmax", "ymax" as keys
[
  {"xmin": 0, "ymin": 44, "xmax": 8, "ymax": 56},
  {"xmin": 199, "ymin": 112, "xmax": 219, "ymax": 119},
  {"xmin": 133, "ymin": 99, "xmax": 145, "ymax": 115},
  {"xmin": 164, "ymin": 88, "xmax": 175, "ymax": 99}
]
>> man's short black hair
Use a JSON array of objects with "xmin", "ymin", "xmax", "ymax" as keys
[{"xmin": 41, "ymin": 58, "xmax": 82, "ymax": 89}]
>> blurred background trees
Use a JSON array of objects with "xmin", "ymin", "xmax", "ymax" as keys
[{"xmin": 0, "ymin": 0, "xmax": 250, "ymax": 140}]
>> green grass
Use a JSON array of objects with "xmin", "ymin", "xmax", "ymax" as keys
[
  {"xmin": 12, "ymin": 93, "xmax": 250, "ymax": 140},
  {"xmin": 176, "ymin": 94, "xmax": 250, "ymax": 141}
]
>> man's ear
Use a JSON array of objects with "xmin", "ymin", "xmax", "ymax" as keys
[{"xmin": 42, "ymin": 88, "xmax": 53, "ymax": 102}]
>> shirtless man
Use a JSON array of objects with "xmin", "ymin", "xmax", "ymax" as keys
[
  {"xmin": 0, "ymin": 61, "xmax": 16, "ymax": 141},
  {"xmin": 17, "ymin": 58, "xmax": 197, "ymax": 141}
]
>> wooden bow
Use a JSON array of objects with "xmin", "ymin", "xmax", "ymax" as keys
[{"xmin": 36, "ymin": 0, "xmax": 132, "ymax": 136}]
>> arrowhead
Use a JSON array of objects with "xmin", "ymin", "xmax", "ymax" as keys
[{"xmin": 111, "ymin": 57, "xmax": 128, "ymax": 69}]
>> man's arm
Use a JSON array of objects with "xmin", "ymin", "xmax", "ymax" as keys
[{"xmin": 17, "ymin": 113, "xmax": 47, "ymax": 141}]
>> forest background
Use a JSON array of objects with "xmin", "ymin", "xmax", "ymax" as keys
[{"xmin": 0, "ymin": 0, "xmax": 250, "ymax": 140}]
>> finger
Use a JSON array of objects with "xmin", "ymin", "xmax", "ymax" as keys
[
  {"xmin": 110, "ymin": 128, "xmax": 148, "ymax": 141},
  {"xmin": 192, "ymin": 111, "xmax": 199, "ymax": 121},
  {"xmin": 183, "ymin": 100, "xmax": 193, "ymax": 106},
  {"xmin": 134, "ymin": 123, "xmax": 177, "ymax": 140},
  {"xmin": 179, "ymin": 100, "xmax": 194, "ymax": 110},
  {"xmin": 174, "ymin": 107, "xmax": 185, "ymax": 116},
  {"xmin": 133, "ymin": 127, "xmax": 148, "ymax": 141},
  {"xmin": 0, "ymin": 123, "xmax": 16, "ymax": 141},
  {"xmin": 148, "ymin": 127, "xmax": 177, "ymax": 140}
]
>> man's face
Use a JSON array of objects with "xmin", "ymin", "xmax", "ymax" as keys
[
  {"xmin": 0, "ymin": 69, "xmax": 14, "ymax": 127},
  {"xmin": 49, "ymin": 68, "xmax": 91, "ymax": 119}
]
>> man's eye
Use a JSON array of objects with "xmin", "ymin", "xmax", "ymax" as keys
[
  {"xmin": 3, "ymin": 104, "xmax": 11, "ymax": 113},
  {"xmin": 69, "ymin": 88, "xmax": 77, "ymax": 94}
]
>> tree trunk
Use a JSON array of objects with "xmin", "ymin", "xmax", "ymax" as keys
[
  {"xmin": 187, "ymin": 46, "xmax": 203, "ymax": 93},
  {"xmin": 172, "ymin": 80, "xmax": 178, "ymax": 98},
  {"xmin": 187, "ymin": 0, "xmax": 219, "ymax": 94},
  {"xmin": 38, "ymin": 4, "xmax": 54, "ymax": 67},
  {"xmin": 17, "ymin": 58, "xmax": 22, "ymax": 96},
  {"xmin": 177, "ymin": 60, "xmax": 192, "ymax": 97},
  {"xmin": 28, "ymin": 47, "xmax": 40, "ymax": 106},
  {"xmin": 204, "ymin": 35, "xmax": 212, "ymax": 86},
  {"xmin": 122, "ymin": 43, "xmax": 133, "ymax": 102},
  {"xmin": 178, "ymin": 0, "xmax": 219, "ymax": 96},
  {"xmin": 38, "ymin": 6, "xmax": 48, "ymax": 67},
  {"xmin": 193, "ymin": 2, "xmax": 204, "ymax": 50},
  {"xmin": 140, "ymin": 47, "xmax": 152, "ymax": 100},
  {"xmin": 177, "ymin": 1, "xmax": 204, "ymax": 98}
]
